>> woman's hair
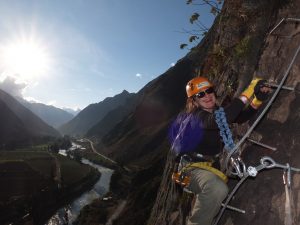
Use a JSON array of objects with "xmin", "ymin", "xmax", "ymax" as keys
[{"xmin": 185, "ymin": 97, "xmax": 198, "ymax": 113}]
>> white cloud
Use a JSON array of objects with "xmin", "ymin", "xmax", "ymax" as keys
[
  {"xmin": 136, "ymin": 73, "xmax": 142, "ymax": 78},
  {"xmin": 171, "ymin": 62, "xmax": 175, "ymax": 67},
  {"xmin": 47, "ymin": 100, "xmax": 57, "ymax": 106},
  {"xmin": 0, "ymin": 76, "xmax": 27, "ymax": 97},
  {"xmin": 23, "ymin": 96, "xmax": 42, "ymax": 103}
]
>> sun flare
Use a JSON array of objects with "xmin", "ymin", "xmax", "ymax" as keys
[{"xmin": 1, "ymin": 40, "xmax": 51, "ymax": 81}]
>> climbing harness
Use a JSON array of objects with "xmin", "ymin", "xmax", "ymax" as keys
[
  {"xmin": 172, "ymin": 154, "xmax": 227, "ymax": 187},
  {"xmin": 172, "ymin": 171, "xmax": 191, "ymax": 187},
  {"xmin": 172, "ymin": 154, "xmax": 192, "ymax": 187},
  {"xmin": 188, "ymin": 162, "xmax": 228, "ymax": 183}
]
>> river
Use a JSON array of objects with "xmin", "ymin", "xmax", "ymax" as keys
[{"xmin": 46, "ymin": 149, "xmax": 113, "ymax": 225}]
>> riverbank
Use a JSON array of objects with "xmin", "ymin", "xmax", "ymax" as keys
[
  {"xmin": 0, "ymin": 150, "xmax": 101, "ymax": 225},
  {"xmin": 35, "ymin": 166, "xmax": 100, "ymax": 225},
  {"xmin": 65, "ymin": 139, "xmax": 132, "ymax": 225},
  {"xmin": 73, "ymin": 166, "xmax": 132, "ymax": 225}
]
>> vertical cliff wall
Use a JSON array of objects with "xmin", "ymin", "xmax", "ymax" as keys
[
  {"xmin": 149, "ymin": 0, "xmax": 300, "ymax": 225},
  {"xmin": 83, "ymin": 1, "xmax": 300, "ymax": 225}
]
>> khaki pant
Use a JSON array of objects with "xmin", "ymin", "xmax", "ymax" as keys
[{"xmin": 186, "ymin": 169, "xmax": 228, "ymax": 225}]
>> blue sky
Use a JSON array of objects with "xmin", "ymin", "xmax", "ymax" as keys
[{"xmin": 0, "ymin": 0, "xmax": 216, "ymax": 110}]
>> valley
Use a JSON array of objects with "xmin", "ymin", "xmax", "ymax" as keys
[{"xmin": 0, "ymin": 144, "xmax": 100, "ymax": 225}]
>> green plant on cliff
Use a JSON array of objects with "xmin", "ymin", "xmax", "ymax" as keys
[
  {"xmin": 234, "ymin": 35, "xmax": 251, "ymax": 58},
  {"xmin": 196, "ymin": 42, "xmax": 237, "ymax": 97},
  {"xmin": 204, "ymin": 44, "xmax": 227, "ymax": 79}
]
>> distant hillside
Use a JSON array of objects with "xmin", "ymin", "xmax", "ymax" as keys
[
  {"xmin": 79, "ymin": 1, "xmax": 300, "ymax": 225},
  {"xmin": 0, "ymin": 89, "xmax": 60, "ymax": 144},
  {"xmin": 86, "ymin": 94, "xmax": 138, "ymax": 138},
  {"xmin": 62, "ymin": 107, "xmax": 81, "ymax": 116},
  {"xmin": 59, "ymin": 90, "xmax": 135, "ymax": 136},
  {"xmin": 18, "ymin": 98, "xmax": 74, "ymax": 128},
  {"xmin": 0, "ymin": 101, "xmax": 31, "ymax": 146}
]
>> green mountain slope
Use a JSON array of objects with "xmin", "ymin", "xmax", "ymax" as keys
[
  {"xmin": 0, "ymin": 100, "xmax": 31, "ymax": 146},
  {"xmin": 59, "ymin": 90, "xmax": 134, "ymax": 136},
  {"xmin": 0, "ymin": 89, "xmax": 60, "ymax": 144},
  {"xmin": 86, "ymin": 94, "xmax": 138, "ymax": 138},
  {"xmin": 18, "ymin": 98, "xmax": 74, "ymax": 128}
]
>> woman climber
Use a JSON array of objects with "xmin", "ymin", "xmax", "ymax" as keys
[{"xmin": 170, "ymin": 76, "xmax": 271, "ymax": 225}]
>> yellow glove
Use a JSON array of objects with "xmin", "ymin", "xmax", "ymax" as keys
[
  {"xmin": 250, "ymin": 97, "xmax": 262, "ymax": 109},
  {"xmin": 240, "ymin": 78, "xmax": 262, "ymax": 100}
]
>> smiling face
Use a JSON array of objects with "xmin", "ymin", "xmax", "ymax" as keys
[{"xmin": 193, "ymin": 88, "xmax": 216, "ymax": 112}]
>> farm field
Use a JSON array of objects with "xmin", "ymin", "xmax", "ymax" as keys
[{"xmin": 0, "ymin": 149, "xmax": 99, "ymax": 225}]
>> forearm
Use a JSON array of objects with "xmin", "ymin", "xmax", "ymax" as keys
[{"xmin": 224, "ymin": 98, "xmax": 246, "ymax": 123}]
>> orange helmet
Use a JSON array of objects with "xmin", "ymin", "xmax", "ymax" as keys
[{"xmin": 186, "ymin": 76, "xmax": 213, "ymax": 97}]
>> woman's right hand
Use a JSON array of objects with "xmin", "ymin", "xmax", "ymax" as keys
[{"xmin": 254, "ymin": 79, "xmax": 272, "ymax": 101}]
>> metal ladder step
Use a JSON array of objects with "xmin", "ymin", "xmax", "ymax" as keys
[{"xmin": 247, "ymin": 138, "xmax": 277, "ymax": 151}]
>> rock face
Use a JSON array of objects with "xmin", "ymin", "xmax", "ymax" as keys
[
  {"xmin": 149, "ymin": 1, "xmax": 300, "ymax": 225},
  {"xmin": 84, "ymin": 1, "xmax": 300, "ymax": 225}
]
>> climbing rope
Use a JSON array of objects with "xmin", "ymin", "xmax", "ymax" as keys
[
  {"xmin": 214, "ymin": 107, "xmax": 247, "ymax": 177},
  {"xmin": 214, "ymin": 107, "xmax": 235, "ymax": 151}
]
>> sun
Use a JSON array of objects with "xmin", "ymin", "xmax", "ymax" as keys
[{"xmin": 1, "ymin": 39, "xmax": 51, "ymax": 81}]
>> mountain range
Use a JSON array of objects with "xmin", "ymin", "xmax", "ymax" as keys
[
  {"xmin": 86, "ymin": 93, "xmax": 138, "ymax": 139},
  {"xmin": 17, "ymin": 98, "xmax": 74, "ymax": 128},
  {"xmin": 0, "ymin": 87, "xmax": 137, "ymax": 148},
  {"xmin": 62, "ymin": 107, "xmax": 81, "ymax": 116},
  {"xmin": 0, "ymin": 100, "xmax": 31, "ymax": 145},
  {"xmin": 0, "ymin": 89, "xmax": 60, "ymax": 148},
  {"xmin": 58, "ymin": 90, "xmax": 135, "ymax": 137},
  {"xmin": 74, "ymin": 1, "xmax": 300, "ymax": 225}
]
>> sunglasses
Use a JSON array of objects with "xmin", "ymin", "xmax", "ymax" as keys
[{"xmin": 194, "ymin": 87, "xmax": 214, "ymax": 98}]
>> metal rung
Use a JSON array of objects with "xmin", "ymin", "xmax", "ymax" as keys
[
  {"xmin": 184, "ymin": 189, "xmax": 246, "ymax": 214},
  {"xmin": 266, "ymin": 83, "xmax": 295, "ymax": 91},
  {"xmin": 221, "ymin": 203, "xmax": 245, "ymax": 214},
  {"xmin": 269, "ymin": 17, "xmax": 300, "ymax": 35},
  {"xmin": 247, "ymin": 138, "xmax": 277, "ymax": 151},
  {"xmin": 286, "ymin": 18, "xmax": 300, "ymax": 22}
]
